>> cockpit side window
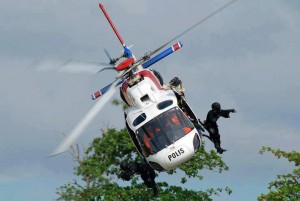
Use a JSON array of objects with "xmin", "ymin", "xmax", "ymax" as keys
[
  {"xmin": 136, "ymin": 128, "xmax": 154, "ymax": 157},
  {"xmin": 133, "ymin": 113, "xmax": 147, "ymax": 127},
  {"xmin": 136, "ymin": 118, "xmax": 168, "ymax": 157}
]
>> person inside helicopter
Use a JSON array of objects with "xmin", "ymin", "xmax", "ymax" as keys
[
  {"xmin": 167, "ymin": 113, "xmax": 192, "ymax": 135},
  {"xmin": 202, "ymin": 102, "xmax": 236, "ymax": 154},
  {"xmin": 119, "ymin": 160, "xmax": 158, "ymax": 196},
  {"xmin": 143, "ymin": 134, "xmax": 152, "ymax": 154},
  {"xmin": 143, "ymin": 125, "xmax": 160, "ymax": 155},
  {"xmin": 137, "ymin": 108, "xmax": 194, "ymax": 157},
  {"xmin": 143, "ymin": 123, "xmax": 162, "ymax": 154},
  {"xmin": 164, "ymin": 77, "xmax": 206, "ymax": 133}
]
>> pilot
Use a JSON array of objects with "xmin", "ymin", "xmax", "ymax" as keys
[
  {"xmin": 171, "ymin": 113, "xmax": 180, "ymax": 125},
  {"xmin": 167, "ymin": 112, "xmax": 192, "ymax": 135},
  {"xmin": 165, "ymin": 113, "xmax": 180, "ymax": 127},
  {"xmin": 119, "ymin": 160, "xmax": 158, "ymax": 196},
  {"xmin": 147, "ymin": 126, "xmax": 160, "ymax": 138},
  {"xmin": 203, "ymin": 102, "xmax": 236, "ymax": 154},
  {"xmin": 143, "ymin": 134, "xmax": 152, "ymax": 153}
]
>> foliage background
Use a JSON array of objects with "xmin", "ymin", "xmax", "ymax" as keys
[{"xmin": 57, "ymin": 128, "xmax": 232, "ymax": 200}]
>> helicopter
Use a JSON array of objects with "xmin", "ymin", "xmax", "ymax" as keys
[{"xmin": 51, "ymin": 1, "xmax": 238, "ymax": 172}]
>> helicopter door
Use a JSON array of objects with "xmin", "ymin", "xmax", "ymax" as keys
[{"xmin": 173, "ymin": 90, "xmax": 199, "ymax": 125}]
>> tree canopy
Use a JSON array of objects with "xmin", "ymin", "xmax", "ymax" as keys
[
  {"xmin": 258, "ymin": 146, "xmax": 300, "ymax": 201},
  {"xmin": 56, "ymin": 127, "xmax": 231, "ymax": 201}
]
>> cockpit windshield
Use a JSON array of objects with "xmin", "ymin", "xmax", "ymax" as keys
[{"xmin": 136, "ymin": 107, "xmax": 194, "ymax": 157}]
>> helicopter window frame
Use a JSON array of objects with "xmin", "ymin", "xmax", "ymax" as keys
[
  {"xmin": 133, "ymin": 113, "xmax": 147, "ymax": 127},
  {"xmin": 135, "ymin": 107, "xmax": 195, "ymax": 156},
  {"xmin": 136, "ymin": 127, "xmax": 157, "ymax": 157},
  {"xmin": 157, "ymin": 100, "xmax": 173, "ymax": 110}
]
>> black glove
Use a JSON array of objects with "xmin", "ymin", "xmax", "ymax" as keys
[{"xmin": 231, "ymin": 109, "xmax": 236, "ymax": 113}]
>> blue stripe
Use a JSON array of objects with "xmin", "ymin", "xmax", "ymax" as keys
[
  {"xmin": 99, "ymin": 79, "xmax": 124, "ymax": 96},
  {"xmin": 142, "ymin": 42, "xmax": 183, "ymax": 69}
]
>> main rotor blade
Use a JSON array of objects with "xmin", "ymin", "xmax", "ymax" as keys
[
  {"xmin": 103, "ymin": 48, "xmax": 114, "ymax": 63},
  {"xmin": 98, "ymin": 66, "xmax": 116, "ymax": 73},
  {"xmin": 50, "ymin": 79, "xmax": 119, "ymax": 157},
  {"xmin": 147, "ymin": 0, "xmax": 238, "ymax": 58},
  {"xmin": 36, "ymin": 59, "xmax": 112, "ymax": 74}
]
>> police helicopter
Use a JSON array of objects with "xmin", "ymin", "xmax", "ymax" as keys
[{"xmin": 51, "ymin": 1, "xmax": 238, "ymax": 172}]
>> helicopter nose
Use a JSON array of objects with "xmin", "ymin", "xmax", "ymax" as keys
[{"xmin": 164, "ymin": 145, "xmax": 194, "ymax": 169}]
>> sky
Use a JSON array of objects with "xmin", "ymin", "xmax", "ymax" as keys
[{"xmin": 0, "ymin": 0, "xmax": 299, "ymax": 200}]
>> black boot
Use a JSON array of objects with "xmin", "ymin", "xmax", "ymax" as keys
[
  {"xmin": 215, "ymin": 138, "xmax": 226, "ymax": 154},
  {"xmin": 215, "ymin": 142, "xmax": 226, "ymax": 154},
  {"xmin": 217, "ymin": 147, "xmax": 223, "ymax": 154},
  {"xmin": 214, "ymin": 141, "xmax": 222, "ymax": 154},
  {"xmin": 218, "ymin": 147, "xmax": 227, "ymax": 154}
]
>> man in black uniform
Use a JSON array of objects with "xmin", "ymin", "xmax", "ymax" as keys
[
  {"xmin": 204, "ymin": 102, "xmax": 236, "ymax": 154},
  {"xmin": 119, "ymin": 160, "xmax": 158, "ymax": 196},
  {"xmin": 166, "ymin": 77, "xmax": 185, "ymax": 96}
]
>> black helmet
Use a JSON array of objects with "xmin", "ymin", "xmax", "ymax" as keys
[
  {"xmin": 169, "ymin": 77, "xmax": 182, "ymax": 86},
  {"xmin": 212, "ymin": 102, "xmax": 221, "ymax": 111},
  {"xmin": 120, "ymin": 161, "xmax": 129, "ymax": 171}
]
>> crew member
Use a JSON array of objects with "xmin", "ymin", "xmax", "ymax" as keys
[
  {"xmin": 143, "ymin": 134, "xmax": 152, "ymax": 153},
  {"xmin": 164, "ymin": 77, "xmax": 185, "ymax": 96},
  {"xmin": 119, "ymin": 160, "xmax": 158, "ymax": 196},
  {"xmin": 203, "ymin": 102, "xmax": 236, "ymax": 154}
]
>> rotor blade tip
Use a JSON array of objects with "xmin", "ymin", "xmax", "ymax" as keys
[{"xmin": 48, "ymin": 150, "xmax": 67, "ymax": 158}]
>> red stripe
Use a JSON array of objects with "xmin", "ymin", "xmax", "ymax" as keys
[
  {"xmin": 121, "ymin": 80, "xmax": 129, "ymax": 94},
  {"xmin": 93, "ymin": 91, "xmax": 101, "ymax": 100},
  {"xmin": 121, "ymin": 70, "xmax": 163, "ymax": 93},
  {"xmin": 99, "ymin": 4, "xmax": 125, "ymax": 46},
  {"xmin": 139, "ymin": 70, "xmax": 163, "ymax": 90},
  {"xmin": 173, "ymin": 43, "xmax": 180, "ymax": 51}
]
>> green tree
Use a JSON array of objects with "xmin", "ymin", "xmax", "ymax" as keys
[
  {"xmin": 258, "ymin": 146, "xmax": 300, "ymax": 201},
  {"xmin": 56, "ymin": 99, "xmax": 231, "ymax": 200},
  {"xmin": 111, "ymin": 99, "xmax": 128, "ymax": 111},
  {"xmin": 56, "ymin": 127, "xmax": 231, "ymax": 200}
]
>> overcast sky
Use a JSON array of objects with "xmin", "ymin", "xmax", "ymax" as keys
[{"xmin": 1, "ymin": 0, "xmax": 300, "ymax": 200}]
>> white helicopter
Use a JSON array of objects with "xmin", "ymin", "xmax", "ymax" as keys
[{"xmin": 52, "ymin": 1, "xmax": 237, "ymax": 172}]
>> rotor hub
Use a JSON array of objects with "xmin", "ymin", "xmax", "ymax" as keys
[{"xmin": 116, "ymin": 58, "xmax": 135, "ymax": 71}]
